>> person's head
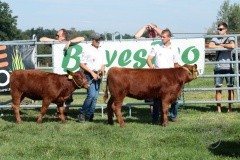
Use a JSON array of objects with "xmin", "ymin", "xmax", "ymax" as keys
[
  {"xmin": 90, "ymin": 32, "xmax": 102, "ymax": 48},
  {"xmin": 217, "ymin": 22, "xmax": 228, "ymax": 35},
  {"xmin": 147, "ymin": 24, "xmax": 158, "ymax": 38},
  {"xmin": 56, "ymin": 28, "xmax": 67, "ymax": 41},
  {"xmin": 161, "ymin": 28, "xmax": 172, "ymax": 45}
]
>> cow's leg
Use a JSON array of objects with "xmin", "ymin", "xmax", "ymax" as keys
[
  {"xmin": 160, "ymin": 100, "xmax": 169, "ymax": 127},
  {"xmin": 112, "ymin": 100, "xmax": 125, "ymax": 128},
  {"xmin": 107, "ymin": 97, "xmax": 114, "ymax": 125},
  {"xmin": 11, "ymin": 94, "xmax": 24, "ymax": 124},
  {"xmin": 36, "ymin": 99, "xmax": 51, "ymax": 124},
  {"xmin": 57, "ymin": 104, "xmax": 66, "ymax": 123}
]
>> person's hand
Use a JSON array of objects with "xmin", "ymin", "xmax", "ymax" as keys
[
  {"xmin": 65, "ymin": 41, "xmax": 71, "ymax": 50},
  {"xmin": 147, "ymin": 24, "xmax": 156, "ymax": 30},
  {"xmin": 146, "ymin": 24, "xmax": 152, "ymax": 30},
  {"xmin": 90, "ymin": 71, "xmax": 100, "ymax": 80}
]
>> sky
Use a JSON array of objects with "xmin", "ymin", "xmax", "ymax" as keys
[{"xmin": 4, "ymin": 0, "xmax": 240, "ymax": 36}]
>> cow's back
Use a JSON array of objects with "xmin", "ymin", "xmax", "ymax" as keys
[
  {"xmin": 10, "ymin": 70, "xmax": 65, "ymax": 100},
  {"xmin": 107, "ymin": 67, "xmax": 181, "ymax": 100}
]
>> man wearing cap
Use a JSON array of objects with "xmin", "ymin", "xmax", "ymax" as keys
[{"xmin": 78, "ymin": 32, "xmax": 107, "ymax": 122}]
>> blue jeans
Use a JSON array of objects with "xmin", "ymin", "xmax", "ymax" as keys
[
  {"xmin": 152, "ymin": 99, "xmax": 178, "ymax": 121},
  {"xmin": 80, "ymin": 72, "xmax": 101, "ymax": 120}
]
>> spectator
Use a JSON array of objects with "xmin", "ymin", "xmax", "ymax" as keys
[
  {"xmin": 146, "ymin": 28, "xmax": 180, "ymax": 124},
  {"xmin": 40, "ymin": 28, "xmax": 85, "ymax": 117},
  {"xmin": 78, "ymin": 32, "xmax": 107, "ymax": 122},
  {"xmin": 135, "ymin": 23, "xmax": 162, "ymax": 115},
  {"xmin": 208, "ymin": 22, "xmax": 235, "ymax": 113},
  {"xmin": 134, "ymin": 23, "xmax": 162, "ymax": 38}
]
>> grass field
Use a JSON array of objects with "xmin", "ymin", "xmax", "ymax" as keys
[{"xmin": 0, "ymin": 64, "xmax": 240, "ymax": 160}]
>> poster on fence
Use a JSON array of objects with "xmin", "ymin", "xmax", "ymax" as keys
[
  {"xmin": 52, "ymin": 38, "xmax": 205, "ymax": 75},
  {"xmin": 0, "ymin": 45, "xmax": 36, "ymax": 94}
]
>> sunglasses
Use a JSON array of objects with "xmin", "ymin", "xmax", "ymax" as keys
[{"xmin": 217, "ymin": 28, "xmax": 225, "ymax": 31}]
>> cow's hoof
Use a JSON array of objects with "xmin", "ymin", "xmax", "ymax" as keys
[
  {"xmin": 16, "ymin": 121, "xmax": 23, "ymax": 124},
  {"xmin": 161, "ymin": 123, "xmax": 168, "ymax": 127},
  {"xmin": 36, "ymin": 120, "xmax": 42, "ymax": 124},
  {"xmin": 120, "ymin": 124, "xmax": 126, "ymax": 128}
]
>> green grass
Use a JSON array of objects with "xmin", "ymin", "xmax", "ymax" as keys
[{"xmin": 0, "ymin": 64, "xmax": 240, "ymax": 160}]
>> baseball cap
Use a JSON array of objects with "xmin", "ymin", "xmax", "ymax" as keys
[{"xmin": 90, "ymin": 32, "xmax": 102, "ymax": 39}]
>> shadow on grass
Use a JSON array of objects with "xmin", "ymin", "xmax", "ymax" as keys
[
  {"xmin": 179, "ymin": 105, "xmax": 240, "ymax": 113},
  {"xmin": 1, "ymin": 104, "xmax": 239, "ymax": 125},
  {"xmin": 209, "ymin": 140, "xmax": 240, "ymax": 158}
]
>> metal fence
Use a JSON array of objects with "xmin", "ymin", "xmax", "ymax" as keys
[{"xmin": 0, "ymin": 34, "xmax": 240, "ymax": 116}]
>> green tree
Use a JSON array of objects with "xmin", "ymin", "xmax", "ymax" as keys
[
  {"xmin": 0, "ymin": 1, "xmax": 25, "ymax": 40},
  {"xmin": 207, "ymin": 0, "xmax": 240, "ymax": 34}
]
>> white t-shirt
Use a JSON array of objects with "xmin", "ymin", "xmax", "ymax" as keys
[
  {"xmin": 149, "ymin": 43, "xmax": 180, "ymax": 69},
  {"xmin": 80, "ymin": 45, "xmax": 107, "ymax": 71}
]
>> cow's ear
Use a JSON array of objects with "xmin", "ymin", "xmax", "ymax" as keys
[
  {"xmin": 67, "ymin": 70, "xmax": 73, "ymax": 79},
  {"xmin": 66, "ymin": 70, "xmax": 73, "ymax": 75},
  {"xmin": 193, "ymin": 64, "xmax": 197, "ymax": 69}
]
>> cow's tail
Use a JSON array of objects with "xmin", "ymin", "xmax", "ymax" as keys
[{"xmin": 103, "ymin": 78, "xmax": 109, "ymax": 104}]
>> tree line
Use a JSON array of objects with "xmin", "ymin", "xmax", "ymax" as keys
[
  {"xmin": 1, "ymin": 0, "xmax": 239, "ymax": 42},
  {"xmin": 0, "ymin": 0, "xmax": 239, "ymax": 66}
]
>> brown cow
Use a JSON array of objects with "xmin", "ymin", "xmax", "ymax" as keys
[
  {"xmin": 103, "ymin": 64, "xmax": 199, "ymax": 127},
  {"xmin": 10, "ymin": 70, "xmax": 89, "ymax": 124}
]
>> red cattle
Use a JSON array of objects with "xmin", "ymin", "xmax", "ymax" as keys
[
  {"xmin": 10, "ymin": 70, "xmax": 89, "ymax": 124},
  {"xmin": 103, "ymin": 64, "xmax": 199, "ymax": 127}
]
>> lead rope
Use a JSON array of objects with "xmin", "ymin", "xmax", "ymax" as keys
[
  {"xmin": 72, "ymin": 78, "xmax": 88, "ymax": 89},
  {"xmin": 86, "ymin": 70, "xmax": 103, "ymax": 88}
]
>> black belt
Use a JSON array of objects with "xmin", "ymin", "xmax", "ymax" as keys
[{"xmin": 84, "ymin": 70, "xmax": 98, "ymax": 74}]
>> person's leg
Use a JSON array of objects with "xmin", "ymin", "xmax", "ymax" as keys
[
  {"xmin": 228, "ymin": 89, "xmax": 234, "ymax": 112},
  {"xmin": 214, "ymin": 70, "xmax": 223, "ymax": 112},
  {"xmin": 87, "ymin": 79, "xmax": 101, "ymax": 121},
  {"xmin": 170, "ymin": 99, "xmax": 178, "ymax": 121},
  {"xmin": 227, "ymin": 68, "xmax": 234, "ymax": 112},
  {"xmin": 78, "ymin": 74, "xmax": 95, "ymax": 122},
  {"xmin": 152, "ymin": 99, "xmax": 160, "ymax": 124},
  {"xmin": 216, "ymin": 89, "xmax": 222, "ymax": 112},
  {"xmin": 64, "ymin": 94, "xmax": 73, "ymax": 116}
]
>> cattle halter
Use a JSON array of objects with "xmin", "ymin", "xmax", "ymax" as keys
[
  {"xmin": 72, "ymin": 77, "xmax": 88, "ymax": 89},
  {"xmin": 182, "ymin": 67, "xmax": 198, "ymax": 79}
]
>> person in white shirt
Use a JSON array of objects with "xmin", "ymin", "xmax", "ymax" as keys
[
  {"xmin": 146, "ymin": 28, "xmax": 180, "ymax": 124},
  {"xmin": 78, "ymin": 32, "xmax": 107, "ymax": 122}
]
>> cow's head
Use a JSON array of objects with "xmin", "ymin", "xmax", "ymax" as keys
[
  {"xmin": 67, "ymin": 70, "xmax": 90, "ymax": 89},
  {"xmin": 181, "ymin": 64, "xmax": 199, "ymax": 80}
]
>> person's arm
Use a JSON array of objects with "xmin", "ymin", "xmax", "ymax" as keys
[
  {"xmin": 39, "ymin": 37, "xmax": 59, "ymax": 42},
  {"xmin": 148, "ymin": 24, "xmax": 162, "ymax": 36},
  {"xmin": 146, "ymin": 55, "xmax": 155, "ymax": 69},
  {"xmin": 208, "ymin": 41, "xmax": 224, "ymax": 48},
  {"xmin": 220, "ymin": 41, "xmax": 235, "ymax": 49},
  {"xmin": 80, "ymin": 63, "xmax": 100, "ymax": 80},
  {"xmin": 134, "ymin": 25, "xmax": 148, "ymax": 38},
  {"xmin": 100, "ymin": 65, "xmax": 105, "ymax": 78},
  {"xmin": 65, "ymin": 36, "xmax": 85, "ymax": 50}
]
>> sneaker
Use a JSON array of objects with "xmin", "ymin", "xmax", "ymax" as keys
[
  {"xmin": 78, "ymin": 113, "xmax": 85, "ymax": 122},
  {"xmin": 89, "ymin": 118, "xmax": 93, "ymax": 122},
  {"xmin": 171, "ymin": 118, "xmax": 180, "ymax": 122},
  {"xmin": 152, "ymin": 119, "xmax": 158, "ymax": 125}
]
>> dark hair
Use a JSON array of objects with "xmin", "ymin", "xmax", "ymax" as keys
[
  {"xmin": 60, "ymin": 28, "xmax": 67, "ymax": 40},
  {"xmin": 161, "ymin": 28, "xmax": 173, "ymax": 37},
  {"xmin": 218, "ymin": 22, "xmax": 228, "ymax": 29}
]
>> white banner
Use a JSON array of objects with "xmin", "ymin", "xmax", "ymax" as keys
[{"xmin": 53, "ymin": 38, "xmax": 205, "ymax": 75}]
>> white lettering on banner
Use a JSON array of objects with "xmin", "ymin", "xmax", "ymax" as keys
[
  {"xmin": 0, "ymin": 70, "xmax": 10, "ymax": 87},
  {"xmin": 52, "ymin": 38, "xmax": 205, "ymax": 75}
]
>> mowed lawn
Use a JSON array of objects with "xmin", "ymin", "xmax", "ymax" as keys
[{"xmin": 0, "ymin": 64, "xmax": 240, "ymax": 160}]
